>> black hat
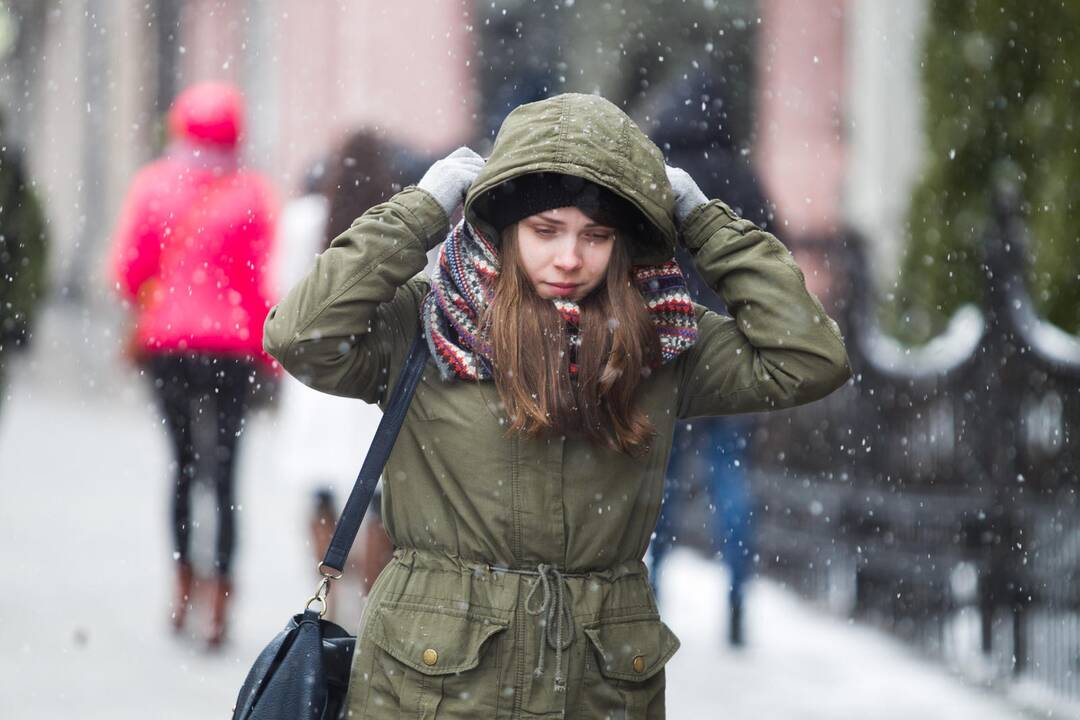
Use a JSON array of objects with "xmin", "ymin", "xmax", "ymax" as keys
[{"xmin": 482, "ymin": 172, "xmax": 647, "ymax": 235}]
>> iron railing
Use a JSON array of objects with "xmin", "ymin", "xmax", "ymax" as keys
[{"xmin": 746, "ymin": 188, "xmax": 1080, "ymax": 699}]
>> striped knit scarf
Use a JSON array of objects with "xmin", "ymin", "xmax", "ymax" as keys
[{"xmin": 421, "ymin": 220, "xmax": 698, "ymax": 381}]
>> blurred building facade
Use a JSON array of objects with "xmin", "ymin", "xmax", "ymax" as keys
[
  {"xmin": 0, "ymin": 0, "xmax": 933, "ymax": 394},
  {"xmin": 0, "ymin": 0, "xmax": 476, "ymax": 310},
  {"xmin": 844, "ymin": 0, "xmax": 929, "ymax": 289},
  {"xmin": 0, "ymin": 0, "xmax": 933, "ymax": 306}
]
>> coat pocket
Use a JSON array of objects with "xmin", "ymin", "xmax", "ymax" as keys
[
  {"xmin": 366, "ymin": 600, "xmax": 510, "ymax": 718},
  {"xmin": 583, "ymin": 614, "xmax": 680, "ymax": 682},
  {"xmin": 369, "ymin": 599, "xmax": 509, "ymax": 675},
  {"xmin": 578, "ymin": 614, "xmax": 680, "ymax": 717}
]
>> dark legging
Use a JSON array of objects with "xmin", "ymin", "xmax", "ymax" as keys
[{"xmin": 148, "ymin": 353, "xmax": 254, "ymax": 577}]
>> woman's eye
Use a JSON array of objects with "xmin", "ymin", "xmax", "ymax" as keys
[{"xmin": 535, "ymin": 227, "xmax": 556, "ymax": 237}]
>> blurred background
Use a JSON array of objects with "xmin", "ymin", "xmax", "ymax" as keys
[{"xmin": 0, "ymin": 1, "xmax": 1078, "ymax": 718}]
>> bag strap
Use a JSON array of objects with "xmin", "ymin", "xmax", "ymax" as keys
[{"xmin": 319, "ymin": 330, "xmax": 428, "ymax": 575}]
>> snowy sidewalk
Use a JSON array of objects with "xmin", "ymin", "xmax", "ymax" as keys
[
  {"xmin": 0, "ymin": 343, "xmax": 1040, "ymax": 719},
  {"xmin": 658, "ymin": 549, "xmax": 1034, "ymax": 719}
]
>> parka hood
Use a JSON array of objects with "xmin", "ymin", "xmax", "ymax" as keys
[{"xmin": 465, "ymin": 93, "xmax": 677, "ymax": 265}]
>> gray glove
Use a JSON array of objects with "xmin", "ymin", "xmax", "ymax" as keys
[
  {"xmin": 418, "ymin": 146, "xmax": 485, "ymax": 216},
  {"xmin": 665, "ymin": 165, "xmax": 709, "ymax": 226}
]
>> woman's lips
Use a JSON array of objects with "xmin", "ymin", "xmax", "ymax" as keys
[{"xmin": 545, "ymin": 282, "xmax": 580, "ymax": 297}]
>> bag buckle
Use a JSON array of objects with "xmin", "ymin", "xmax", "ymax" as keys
[{"xmin": 305, "ymin": 562, "xmax": 344, "ymax": 617}]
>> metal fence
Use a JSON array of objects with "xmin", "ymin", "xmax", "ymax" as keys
[{"xmin": 747, "ymin": 189, "xmax": 1080, "ymax": 699}]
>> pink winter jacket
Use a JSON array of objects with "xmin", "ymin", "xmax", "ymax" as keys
[{"xmin": 111, "ymin": 153, "xmax": 277, "ymax": 363}]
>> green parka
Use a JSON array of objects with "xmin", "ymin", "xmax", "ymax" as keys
[{"xmin": 264, "ymin": 93, "xmax": 851, "ymax": 719}]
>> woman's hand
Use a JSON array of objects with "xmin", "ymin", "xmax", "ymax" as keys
[
  {"xmin": 418, "ymin": 146, "xmax": 485, "ymax": 216},
  {"xmin": 665, "ymin": 164, "xmax": 708, "ymax": 227}
]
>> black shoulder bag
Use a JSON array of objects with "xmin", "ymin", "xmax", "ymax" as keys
[{"xmin": 231, "ymin": 333, "xmax": 428, "ymax": 720}]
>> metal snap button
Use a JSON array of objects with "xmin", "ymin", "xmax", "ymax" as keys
[
  {"xmin": 422, "ymin": 648, "xmax": 439, "ymax": 666},
  {"xmin": 632, "ymin": 655, "xmax": 646, "ymax": 673}
]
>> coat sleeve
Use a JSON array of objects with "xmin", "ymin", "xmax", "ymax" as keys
[
  {"xmin": 110, "ymin": 169, "xmax": 161, "ymax": 302},
  {"xmin": 262, "ymin": 187, "xmax": 448, "ymax": 404},
  {"xmin": 675, "ymin": 200, "xmax": 851, "ymax": 419}
]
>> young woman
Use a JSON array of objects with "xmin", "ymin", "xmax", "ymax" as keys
[{"xmin": 264, "ymin": 93, "xmax": 850, "ymax": 719}]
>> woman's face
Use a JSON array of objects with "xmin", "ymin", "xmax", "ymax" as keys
[{"xmin": 515, "ymin": 206, "xmax": 616, "ymax": 302}]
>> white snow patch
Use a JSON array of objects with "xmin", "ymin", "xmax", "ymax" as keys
[{"xmin": 659, "ymin": 548, "xmax": 1028, "ymax": 719}]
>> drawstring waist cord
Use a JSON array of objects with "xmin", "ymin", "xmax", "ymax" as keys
[
  {"xmin": 519, "ymin": 564, "xmax": 575, "ymax": 692},
  {"xmin": 389, "ymin": 548, "xmax": 646, "ymax": 693}
]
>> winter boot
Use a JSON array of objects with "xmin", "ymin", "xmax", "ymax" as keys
[
  {"xmin": 170, "ymin": 561, "xmax": 195, "ymax": 632},
  {"xmin": 207, "ymin": 575, "xmax": 232, "ymax": 648},
  {"xmin": 728, "ymin": 597, "xmax": 745, "ymax": 647}
]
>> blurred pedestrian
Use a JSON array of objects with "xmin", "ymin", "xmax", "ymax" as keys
[
  {"xmin": 0, "ymin": 110, "xmax": 48, "ymax": 416},
  {"xmin": 109, "ymin": 82, "xmax": 277, "ymax": 648},
  {"xmin": 265, "ymin": 92, "xmax": 849, "ymax": 717},
  {"xmin": 647, "ymin": 66, "xmax": 778, "ymax": 646},
  {"xmin": 650, "ymin": 417, "xmax": 755, "ymax": 645},
  {"xmin": 273, "ymin": 129, "xmax": 424, "ymax": 622}
]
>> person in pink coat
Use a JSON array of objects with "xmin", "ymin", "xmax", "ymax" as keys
[{"xmin": 110, "ymin": 81, "xmax": 277, "ymax": 648}]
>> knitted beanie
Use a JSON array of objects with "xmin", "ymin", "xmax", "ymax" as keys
[{"xmin": 482, "ymin": 172, "xmax": 649, "ymax": 236}]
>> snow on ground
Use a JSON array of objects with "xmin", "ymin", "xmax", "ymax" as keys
[{"xmin": 659, "ymin": 548, "xmax": 1032, "ymax": 719}]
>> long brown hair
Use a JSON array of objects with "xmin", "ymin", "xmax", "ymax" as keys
[{"xmin": 483, "ymin": 225, "xmax": 660, "ymax": 455}]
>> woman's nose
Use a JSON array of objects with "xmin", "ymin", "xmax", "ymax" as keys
[{"xmin": 552, "ymin": 241, "xmax": 583, "ymax": 271}]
